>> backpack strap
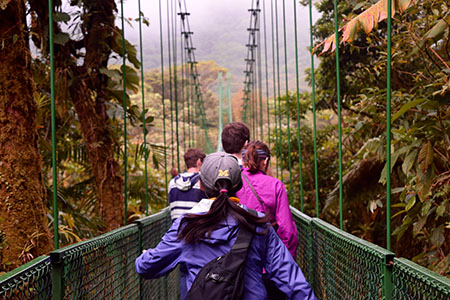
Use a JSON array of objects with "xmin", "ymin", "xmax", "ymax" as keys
[
  {"xmin": 242, "ymin": 173, "xmax": 266, "ymax": 212},
  {"xmin": 230, "ymin": 208, "xmax": 257, "ymax": 252}
]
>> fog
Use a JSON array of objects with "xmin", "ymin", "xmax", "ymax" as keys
[{"xmin": 119, "ymin": 0, "xmax": 320, "ymax": 94}]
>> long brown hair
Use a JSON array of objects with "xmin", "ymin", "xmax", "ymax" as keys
[
  {"xmin": 244, "ymin": 141, "xmax": 271, "ymax": 174},
  {"xmin": 178, "ymin": 179, "xmax": 269, "ymax": 243}
]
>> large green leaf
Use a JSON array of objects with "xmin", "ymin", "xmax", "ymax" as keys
[{"xmin": 392, "ymin": 98, "xmax": 427, "ymax": 122}]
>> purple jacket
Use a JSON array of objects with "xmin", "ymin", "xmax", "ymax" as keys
[
  {"xmin": 236, "ymin": 168, "xmax": 299, "ymax": 258},
  {"xmin": 135, "ymin": 202, "xmax": 316, "ymax": 300}
]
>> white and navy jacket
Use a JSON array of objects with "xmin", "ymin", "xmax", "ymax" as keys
[{"xmin": 168, "ymin": 172, "xmax": 206, "ymax": 221}]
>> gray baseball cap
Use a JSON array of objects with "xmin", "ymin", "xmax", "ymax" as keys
[{"xmin": 200, "ymin": 152, "xmax": 242, "ymax": 193}]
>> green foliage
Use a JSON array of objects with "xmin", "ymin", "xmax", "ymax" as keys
[{"xmin": 294, "ymin": 0, "xmax": 450, "ymax": 276}]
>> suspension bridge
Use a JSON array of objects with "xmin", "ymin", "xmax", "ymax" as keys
[{"xmin": 1, "ymin": 0, "xmax": 450, "ymax": 299}]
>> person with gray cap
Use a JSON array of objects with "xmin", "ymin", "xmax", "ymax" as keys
[{"xmin": 135, "ymin": 152, "xmax": 316, "ymax": 300}]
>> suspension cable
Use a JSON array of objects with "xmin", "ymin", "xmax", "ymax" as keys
[
  {"xmin": 333, "ymin": 0, "xmax": 343, "ymax": 230},
  {"xmin": 275, "ymin": 0, "xmax": 283, "ymax": 181},
  {"xmin": 120, "ymin": 0, "xmax": 128, "ymax": 225},
  {"xmin": 386, "ymin": 0, "xmax": 393, "ymax": 251},
  {"xmin": 172, "ymin": 0, "xmax": 180, "ymax": 170},
  {"xmin": 293, "ymin": 0, "xmax": 304, "ymax": 210},
  {"xmin": 282, "ymin": 0, "xmax": 293, "ymax": 202},
  {"xmin": 166, "ymin": 0, "xmax": 174, "ymax": 168},
  {"xmin": 159, "ymin": 0, "xmax": 168, "ymax": 195},
  {"xmin": 48, "ymin": 0, "xmax": 58, "ymax": 249},
  {"xmin": 257, "ymin": 8, "xmax": 264, "ymax": 141},
  {"xmin": 262, "ymin": 0, "xmax": 270, "ymax": 148},
  {"xmin": 309, "ymin": 0, "xmax": 319, "ymax": 218},
  {"xmin": 137, "ymin": 0, "xmax": 149, "ymax": 215},
  {"xmin": 270, "ymin": 0, "xmax": 280, "ymax": 178},
  {"xmin": 180, "ymin": 22, "xmax": 186, "ymax": 153}
]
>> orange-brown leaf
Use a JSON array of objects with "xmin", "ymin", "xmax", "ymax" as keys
[{"xmin": 317, "ymin": 0, "xmax": 413, "ymax": 54}]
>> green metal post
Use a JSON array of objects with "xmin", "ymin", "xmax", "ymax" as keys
[
  {"xmin": 217, "ymin": 72, "xmax": 223, "ymax": 151},
  {"xmin": 386, "ymin": 0, "xmax": 392, "ymax": 251},
  {"xmin": 309, "ymin": 0, "xmax": 320, "ymax": 218},
  {"xmin": 384, "ymin": 257, "xmax": 393, "ymax": 300},
  {"xmin": 120, "ymin": 0, "xmax": 128, "ymax": 225},
  {"xmin": 48, "ymin": 0, "xmax": 58, "ymax": 249},
  {"xmin": 138, "ymin": 0, "xmax": 149, "ymax": 215},
  {"xmin": 227, "ymin": 73, "xmax": 232, "ymax": 123},
  {"xmin": 159, "ymin": 0, "xmax": 168, "ymax": 195},
  {"xmin": 50, "ymin": 253, "xmax": 63, "ymax": 300},
  {"xmin": 293, "ymin": 0, "xmax": 304, "ymax": 211},
  {"xmin": 333, "ymin": 0, "xmax": 343, "ymax": 230}
]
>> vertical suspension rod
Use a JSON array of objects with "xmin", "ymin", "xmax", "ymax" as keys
[
  {"xmin": 309, "ymin": 0, "xmax": 320, "ymax": 217},
  {"xmin": 172, "ymin": 0, "xmax": 180, "ymax": 171},
  {"xmin": 275, "ymin": 0, "xmax": 283, "ymax": 181},
  {"xmin": 120, "ymin": 0, "xmax": 128, "ymax": 225},
  {"xmin": 282, "ymin": 0, "xmax": 293, "ymax": 202},
  {"xmin": 333, "ymin": 0, "xmax": 344, "ymax": 230},
  {"xmin": 159, "ymin": 0, "xmax": 168, "ymax": 195},
  {"xmin": 263, "ymin": 0, "xmax": 271, "ymax": 148},
  {"xmin": 293, "ymin": 0, "xmax": 304, "ymax": 210},
  {"xmin": 137, "ymin": 0, "xmax": 149, "ymax": 215},
  {"xmin": 48, "ymin": 0, "xmax": 59, "ymax": 249},
  {"xmin": 270, "ymin": 0, "xmax": 280, "ymax": 178}
]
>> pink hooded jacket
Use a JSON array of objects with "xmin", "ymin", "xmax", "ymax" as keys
[{"xmin": 236, "ymin": 168, "xmax": 299, "ymax": 258}]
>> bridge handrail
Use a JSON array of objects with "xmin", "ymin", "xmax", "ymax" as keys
[
  {"xmin": 1, "ymin": 207, "xmax": 449, "ymax": 300},
  {"xmin": 0, "ymin": 256, "xmax": 52, "ymax": 299},
  {"xmin": 392, "ymin": 257, "xmax": 450, "ymax": 299}
]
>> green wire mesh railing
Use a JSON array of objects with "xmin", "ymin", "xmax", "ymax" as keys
[
  {"xmin": 50, "ymin": 224, "xmax": 140, "ymax": 299},
  {"xmin": 136, "ymin": 208, "xmax": 180, "ymax": 300},
  {"xmin": 291, "ymin": 207, "xmax": 313, "ymax": 285},
  {"xmin": 392, "ymin": 258, "xmax": 450, "ymax": 299},
  {"xmin": 2, "ymin": 207, "xmax": 450, "ymax": 300},
  {"xmin": 0, "ymin": 256, "xmax": 52, "ymax": 299},
  {"xmin": 310, "ymin": 218, "xmax": 394, "ymax": 300}
]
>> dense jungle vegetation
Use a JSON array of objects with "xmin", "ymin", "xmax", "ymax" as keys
[{"xmin": 0, "ymin": 0, "xmax": 449, "ymax": 278}]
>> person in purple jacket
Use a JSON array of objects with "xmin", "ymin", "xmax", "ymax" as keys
[
  {"xmin": 135, "ymin": 152, "xmax": 315, "ymax": 300},
  {"xmin": 237, "ymin": 141, "xmax": 299, "ymax": 259}
]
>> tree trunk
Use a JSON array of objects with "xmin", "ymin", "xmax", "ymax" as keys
[
  {"xmin": 28, "ymin": 0, "xmax": 125, "ymax": 231},
  {"xmin": 70, "ymin": 0, "xmax": 124, "ymax": 230},
  {"xmin": 0, "ymin": 0, "xmax": 53, "ymax": 272}
]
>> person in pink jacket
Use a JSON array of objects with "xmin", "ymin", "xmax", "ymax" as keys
[{"xmin": 236, "ymin": 141, "xmax": 299, "ymax": 258}]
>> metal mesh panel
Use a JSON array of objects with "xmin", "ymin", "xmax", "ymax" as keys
[
  {"xmin": 51, "ymin": 224, "xmax": 140, "ymax": 300},
  {"xmin": 0, "ymin": 256, "xmax": 52, "ymax": 300},
  {"xmin": 139, "ymin": 208, "xmax": 180, "ymax": 300},
  {"xmin": 392, "ymin": 258, "xmax": 450, "ymax": 299},
  {"xmin": 311, "ymin": 218, "xmax": 394, "ymax": 300},
  {"xmin": 290, "ymin": 206, "xmax": 313, "ymax": 285}
]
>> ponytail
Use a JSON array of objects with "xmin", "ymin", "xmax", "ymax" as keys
[
  {"xmin": 245, "ymin": 144, "xmax": 260, "ymax": 173},
  {"xmin": 178, "ymin": 180, "xmax": 269, "ymax": 243},
  {"xmin": 243, "ymin": 141, "xmax": 271, "ymax": 174}
]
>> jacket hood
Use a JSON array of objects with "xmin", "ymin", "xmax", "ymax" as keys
[{"xmin": 173, "ymin": 172, "xmax": 200, "ymax": 191}]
